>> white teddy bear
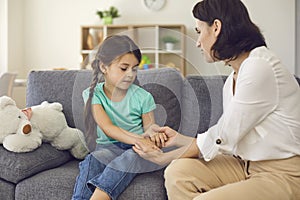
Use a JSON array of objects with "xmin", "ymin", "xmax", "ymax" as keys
[
  {"xmin": 0, "ymin": 96, "xmax": 42, "ymax": 152},
  {"xmin": 0, "ymin": 96, "xmax": 89, "ymax": 159}
]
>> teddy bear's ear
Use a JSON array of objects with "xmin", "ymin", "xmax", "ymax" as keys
[
  {"xmin": 49, "ymin": 102, "xmax": 63, "ymax": 111},
  {"xmin": 41, "ymin": 101, "xmax": 49, "ymax": 106},
  {"xmin": 0, "ymin": 96, "xmax": 16, "ymax": 109},
  {"xmin": 40, "ymin": 101, "xmax": 63, "ymax": 111}
]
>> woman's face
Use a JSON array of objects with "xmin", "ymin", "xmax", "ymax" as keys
[{"xmin": 195, "ymin": 19, "xmax": 218, "ymax": 63}]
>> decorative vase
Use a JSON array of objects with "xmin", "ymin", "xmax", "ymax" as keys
[
  {"xmin": 87, "ymin": 29, "xmax": 99, "ymax": 50},
  {"xmin": 103, "ymin": 16, "xmax": 113, "ymax": 25}
]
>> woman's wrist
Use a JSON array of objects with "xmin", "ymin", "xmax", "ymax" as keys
[{"xmin": 176, "ymin": 134, "xmax": 195, "ymax": 147}]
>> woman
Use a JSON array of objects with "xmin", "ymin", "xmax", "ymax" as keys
[{"xmin": 133, "ymin": 0, "xmax": 300, "ymax": 199}]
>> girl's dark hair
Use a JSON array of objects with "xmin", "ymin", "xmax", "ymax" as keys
[
  {"xmin": 193, "ymin": 0, "xmax": 266, "ymax": 61},
  {"xmin": 84, "ymin": 35, "xmax": 141, "ymax": 150}
]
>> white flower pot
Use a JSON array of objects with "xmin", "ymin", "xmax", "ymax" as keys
[{"xmin": 165, "ymin": 43, "xmax": 174, "ymax": 51}]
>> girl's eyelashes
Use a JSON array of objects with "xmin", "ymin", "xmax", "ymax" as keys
[
  {"xmin": 119, "ymin": 66, "xmax": 138, "ymax": 72},
  {"xmin": 195, "ymin": 27, "xmax": 201, "ymax": 34}
]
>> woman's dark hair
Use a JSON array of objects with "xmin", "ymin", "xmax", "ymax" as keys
[
  {"xmin": 84, "ymin": 35, "xmax": 141, "ymax": 150},
  {"xmin": 193, "ymin": 0, "xmax": 266, "ymax": 61}
]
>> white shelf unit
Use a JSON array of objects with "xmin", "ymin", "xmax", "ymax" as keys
[{"xmin": 80, "ymin": 24, "xmax": 186, "ymax": 75}]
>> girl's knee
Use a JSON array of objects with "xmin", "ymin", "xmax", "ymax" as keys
[
  {"xmin": 80, "ymin": 153, "xmax": 103, "ymax": 170},
  {"xmin": 79, "ymin": 154, "xmax": 92, "ymax": 166}
]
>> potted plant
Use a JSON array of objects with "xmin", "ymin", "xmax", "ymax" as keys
[
  {"xmin": 162, "ymin": 36, "xmax": 179, "ymax": 51},
  {"xmin": 96, "ymin": 6, "xmax": 120, "ymax": 25}
]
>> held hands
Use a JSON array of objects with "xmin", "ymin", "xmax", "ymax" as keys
[
  {"xmin": 157, "ymin": 126, "xmax": 180, "ymax": 147},
  {"xmin": 143, "ymin": 124, "xmax": 168, "ymax": 148},
  {"xmin": 133, "ymin": 125, "xmax": 182, "ymax": 165},
  {"xmin": 134, "ymin": 124, "xmax": 167, "ymax": 156},
  {"xmin": 134, "ymin": 125, "xmax": 166, "ymax": 164},
  {"xmin": 135, "ymin": 137, "xmax": 162, "ymax": 153},
  {"xmin": 141, "ymin": 124, "xmax": 180, "ymax": 149},
  {"xmin": 133, "ymin": 141, "xmax": 166, "ymax": 165}
]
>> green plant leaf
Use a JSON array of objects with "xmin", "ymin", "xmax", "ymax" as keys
[{"xmin": 96, "ymin": 6, "xmax": 120, "ymax": 19}]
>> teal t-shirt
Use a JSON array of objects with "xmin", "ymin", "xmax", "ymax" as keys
[{"xmin": 83, "ymin": 83, "xmax": 156, "ymax": 144}]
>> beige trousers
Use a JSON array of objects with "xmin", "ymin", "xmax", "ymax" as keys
[{"xmin": 164, "ymin": 155, "xmax": 300, "ymax": 200}]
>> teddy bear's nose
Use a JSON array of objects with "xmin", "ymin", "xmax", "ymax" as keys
[{"xmin": 23, "ymin": 124, "xmax": 32, "ymax": 134}]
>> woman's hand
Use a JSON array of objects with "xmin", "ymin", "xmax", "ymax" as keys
[
  {"xmin": 160, "ymin": 126, "xmax": 177, "ymax": 146},
  {"xmin": 144, "ymin": 125, "xmax": 187, "ymax": 148},
  {"xmin": 134, "ymin": 137, "xmax": 200, "ymax": 165},
  {"xmin": 133, "ymin": 140, "xmax": 168, "ymax": 166},
  {"xmin": 159, "ymin": 126, "xmax": 186, "ymax": 147},
  {"xmin": 143, "ymin": 124, "xmax": 167, "ymax": 148}
]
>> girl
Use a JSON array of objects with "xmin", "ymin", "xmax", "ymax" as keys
[{"xmin": 72, "ymin": 35, "xmax": 166, "ymax": 200}]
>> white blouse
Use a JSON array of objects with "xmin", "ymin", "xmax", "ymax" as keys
[{"xmin": 197, "ymin": 46, "xmax": 300, "ymax": 161}]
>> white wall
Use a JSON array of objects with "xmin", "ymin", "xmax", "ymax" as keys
[
  {"xmin": 8, "ymin": 0, "xmax": 24, "ymax": 75},
  {"xmin": 244, "ymin": 0, "xmax": 295, "ymax": 74},
  {"xmin": 6, "ymin": 0, "xmax": 26, "ymax": 107},
  {"xmin": 8, "ymin": 0, "xmax": 296, "ymax": 76},
  {"xmin": 21, "ymin": 0, "xmax": 200, "ymax": 72},
  {"xmin": 297, "ymin": 0, "xmax": 300, "ymax": 76},
  {"xmin": 0, "ymin": 0, "xmax": 8, "ymax": 73},
  {"xmin": 4, "ymin": 0, "xmax": 296, "ymax": 106}
]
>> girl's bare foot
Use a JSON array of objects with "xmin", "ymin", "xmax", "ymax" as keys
[{"xmin": 90, "ymin": 188, "xmax": 110, "ymax": 200}]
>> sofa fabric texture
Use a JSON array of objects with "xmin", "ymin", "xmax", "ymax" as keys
[
  {"xmin": 180, "ymin": 75, "xmax": 227, "ymax": 137},
  {"xmin": 1, "ymin": 68, "xmax": 299, "ymax": 200},
  {"xmin": 0, "ymin": 144, "xmax": 72, "ymax": 184}
]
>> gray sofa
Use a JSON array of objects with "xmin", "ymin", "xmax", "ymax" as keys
[{"xmin": 1, "ymin": 68, "xmax": 299, "ymax": 200}]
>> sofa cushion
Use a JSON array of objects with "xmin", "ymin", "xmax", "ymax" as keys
[
  {"xmin": 69, "ymin": 70, "xmax": 93, "ymax": 133},
  {"xmin": 119, "ymin": 169, "xmax": 166, "ymax": 200},
  {"xmin": 15, "ymin": 160, "xmax": 79, "ymax": 200},
  {"xmin": 137, "ymin": 68, "xmax": 184, "ymax": 131},
  {"xmin": 27, "ymin": 70, "xmax": 79, "ymax": 128},
  {"xmin": 15, "ymin": 160, "xmax": 166, "ymax": 200},
  {"xmin": 181, "ymin": 74, "xmax": 299, "ymax": 136},
  {"xmin": 0, "ymin": 143, "xmax": 72, "ymax": 184},
  {"xmin": 180, "ymin": 75, "xmax": 227, "ymax": 136},
  {"xmin": 0, "ymin": 178, "xmax": 14, "ymax": 200}
]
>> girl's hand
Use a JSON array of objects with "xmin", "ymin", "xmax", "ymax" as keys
[
  {"xmin": 143, "ymin": 124, "xmax": 161, "ymax": 137},
  {"xmin": 150, "ymin": 132, "xmax": 167, "ymax": 148},
  {"xmin": 143, "ymin": 124, "xmax": 167, "ymax": 148},
  {"xmin": 133, "ymin": 141, "xmax": 167, "ymax": 166},
  {"xmin": 135, "ymin": 137, "xmax": 162, "ymax": 152}
]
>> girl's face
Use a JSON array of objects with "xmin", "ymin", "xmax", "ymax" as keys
[
  {"xmin": 103, "ymin": 53, "xmax": 139, "ymax": 91},
  {"xmin": 195, "ymin": 19, "xmax": 219, "ymax": 63}
]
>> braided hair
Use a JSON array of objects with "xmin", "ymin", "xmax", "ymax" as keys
[{"xmin": 84, "ymin": 35, "xmax": 141, "ymax": 150}]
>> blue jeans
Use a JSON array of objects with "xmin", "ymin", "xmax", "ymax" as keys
[{"xmin": 72, "ymin": 142, "xmax": 161, "ymax": 200}]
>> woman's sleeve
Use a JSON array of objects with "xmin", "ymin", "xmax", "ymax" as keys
[{"xmin": 197, "ymin": 58, "xmax": 278, "ymax": 161}]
